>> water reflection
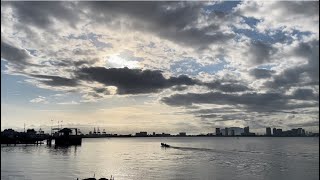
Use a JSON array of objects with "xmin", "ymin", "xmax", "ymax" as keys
[
  {"xmin": 1, "ymin": 137, "xmax": 319, "ymax": 180},
  {"xmin": 47, "ymin": 145, "xmax": 79, "ymax": 157}
]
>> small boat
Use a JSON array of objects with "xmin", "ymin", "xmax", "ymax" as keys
[{"xmin": 161, "ymin": 143, "xmax": 170, "ymax": 148}]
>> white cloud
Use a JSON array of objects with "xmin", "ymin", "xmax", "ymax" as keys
[
  {"xmin": 57, "ymin": 101, "xmax": 79, "ymax": 105},
  {"xmin": 235, "ymin": 1, "xmax": 319, "ymax": 34},
  {"xmin": 30, "ymin": 96, "xmax": 48, "ymax": 104}
]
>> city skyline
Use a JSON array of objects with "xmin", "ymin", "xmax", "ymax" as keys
[{"xmin": 1, "ymin": 1, "xmax": 319, "ymax": 134}]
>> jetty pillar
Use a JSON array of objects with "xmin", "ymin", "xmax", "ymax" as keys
[{"xmin": 46, "ymin": 138, "xmax": 52, "ymax": 145}]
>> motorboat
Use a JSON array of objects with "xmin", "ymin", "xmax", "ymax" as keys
[{"xmin": 161, "ymin": 143, "xmax": 170, "ymax": 148}]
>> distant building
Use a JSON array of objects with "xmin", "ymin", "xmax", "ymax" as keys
[
  {"xmin": 241, "ymin": 126, "xmax": 255, "ymax": 136},
  {"xmin": 161, "ymin": 133, "xmax": 171, "ymax": 137},
  {"xmin": 178, "ymin": 132, "xmax": 186, "ymax": 136},
  {"xmin": 153, "ymin": 132, "xmax": 156, "ymax": 136},
  {"xmin": 266, "ymin": 127, "xmax": 271, "ymax": 136},
  {"xmin": 225, "ymin": 128, "xmax": 229, "ymax": 136},
  {"xmin": 276, "ymin": 129, "xmax": 283, "ymax": 136},
  {"xmin": 244, "ymin": 126, "xmax": 249, "ymax": 134},
  {"xmin": 231, "ymin": 130, "xmax": 235, "ymax": 136},
  {"xmin": 292, "ymin": 129, "xmax": 298, "ymax": 136},
  {"xmin": 216, "ymin": 128, "xmax": 221, "ymax": 136},
  {"xmin": 228, "ymin": 127, "xmax": 244, "ymax": 135},
  {"xmin": 135, "ymin": 132, "xmax": 148, "ymax": 137},
  {"xmin": 273, "ymin": 128, "xmax": 277, "ymax": 136}
]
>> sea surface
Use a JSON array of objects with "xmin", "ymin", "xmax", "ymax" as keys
[{"xmin": 1, "ymin": 137, "xmax": 319, "ymax": 180}]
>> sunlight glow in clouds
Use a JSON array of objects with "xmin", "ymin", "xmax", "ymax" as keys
[
  {"xmin": 1, "ymin": 1, "xmax": 319, "ymax": 133},
  {"xmin": 107, "ymin": 54, "xmax": 141, "ymax": 69}
]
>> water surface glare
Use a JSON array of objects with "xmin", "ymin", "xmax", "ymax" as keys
[{"xmin": 1, "ymin": 137, "xmax": 319, "ymax": 180}]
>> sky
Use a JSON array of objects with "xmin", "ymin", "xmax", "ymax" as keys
[{"xmin": 1, "ymin": 1, "xmax": 319, "ymax": 134}]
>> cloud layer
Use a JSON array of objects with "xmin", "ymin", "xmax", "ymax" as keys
[{"xmin": 1, "ymin": 1, "xmax": 319, "ymax": 131}]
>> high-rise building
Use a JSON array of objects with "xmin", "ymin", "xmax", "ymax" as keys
[
  {"xmin": 273, "ymin": 128, "xmax": 277, "ymax": 136},
  {"xmin": 266, "ymin": 127, "xmax": 272, "ymax": 136},
  {"xmin": 225, "ymin": 128, "xmax": 229, "ymax": 136},
  {"xmin": 244, "ymin": 126, "xmax": 249, "ymax": 134},
  {"xmin": 216, "ymin": 128, "xmax": 221, "ymax": 136},
  {"xmin": 231, "ymin": 130, "xmax": 235, "ymax": 136},
  {"xmin": 229, "ymin": 127, "xmax": 244, "ymax": 135},
  {"xmin": 276, "ymin": 129, "xmax": 282, "ymax": 136}
]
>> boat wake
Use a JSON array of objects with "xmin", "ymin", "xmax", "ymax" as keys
[
  {"xmin": 168, "ymin": 146, "xmax": 267, "ymax": 155},
  {"xmin": 170, "ymin": 146, "xmax": 214, "ymax": 152}
]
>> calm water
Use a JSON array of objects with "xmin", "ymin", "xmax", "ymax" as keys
[{"xmin": 1, "ymin": 137, "xmax": 319, "ymax": 180}]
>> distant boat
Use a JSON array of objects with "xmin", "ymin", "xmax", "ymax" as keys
[{"xmin": 161, "ymin": 143, "xmax": 170, "ymax": 148}]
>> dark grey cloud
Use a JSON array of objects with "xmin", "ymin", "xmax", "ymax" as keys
[
  {"xmin": 80, "ymin": 1, "xmax": 235, "ymax": 49},
  {"xmin": 292, "ymin": 88, "xmax": 318, "ymax": 100},
  {"xmin": 203, "ymin": 81, "xmax": 250, "ymax": 92},
  {"xmin": 287, "ymin": 120, "xmax": 319, "ymax": 128},
  {"xmin": 4, "ymin": 1, "xmax": 80, "ymax": 29},
  {"xmin": 76, "ymin": 67, "xmax": 198, "ymax": 94},
  {"xmin": 196, "ymin": 114, "xmax": 218, "ymax": 118},
  {"xmin": 161, "ymin": 90, "xmax": 318, "ymax": 112},
  {"xmin": 1, "ymin": 40, "xmax": 31, "ymax": 69},
  {"xmin": 92, "ymin": 87, "xmax": 110, "ymax": 95},
  {"xmin": 3, "ymin": 1, "xmax": 234, "ymax": 49},
  {"xmin": 247, "ymin": 41, "xmax": 277, "ymax": 65},
  {"xmin": 171, "ymin": 85, "xmax": 189, "ymax": 91},
  {"xmin": 272, "ymin": 1, "xmax": 319, "ymax": 17},
  {"xmin": 249, "ymin": 68, "xmax": 275, "ymax": 79},
  {"xmin": 162, "ymin": 91, "xmax": 286, "ymax": 107},
  {"xmin": 265, "ymin": 40, "xmax": 319, "ymax": 89},
  {"xmin": 30, "ymin": 74, "xmax": 78, "ymax": 87},
  {"xmin": 45, "ymin": 59, "xmax": 96, "ymax": 68},
  {"xmin": 75, "ymin": 67, "xmax": 252, "ymax": 95}
]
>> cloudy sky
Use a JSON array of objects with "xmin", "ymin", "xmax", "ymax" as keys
[{"xmin": 1, "ymin": 1, "xmax": 319, "ymax": 134}]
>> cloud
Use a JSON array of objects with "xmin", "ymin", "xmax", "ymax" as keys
[
  {"xmin": 1, "ymin": 1, "xmax": 318, "ymax": 131},
  {"xmin": 5, "ymin": 1, "xmax": 80, "ymax": 30},
  {"xmin": 292, "ymin": 88, "xmax": 318, "ymax": 100},
  {"xmin": 265, "ymin": 40, "xmax": 319, "ymax": 89},
  {"xmin": 76, "ymin": 67, "xmax": 198, "ymax": 94},
  {"xmin": 1, "ymin": 40, "xmax": 32, "ymax": 70},
  {"xmin": 203, "ymin": 81, "xmax": 250, "ymax": 92},
  {"xmin": 74, "ymin": 66, "xmax": 253, "ymax": 95},
  {"xmin": 235, "ymin": 1, "xmax": 319, "ymax": 34},
  {"xmin": 247, "ymin": 41, "xmax": 277, "ymax": 65},
  {"xmin": 57, "ymin": 101, "xmax": 79, "ymax": 105},
  {"xmin": 30, "ymin": 74, "xmax": 79, "ymax": 87},
  {"xmin": 249, "ymin": 68, "xmax": 275, "ymax": 79},
  {"xmin": 78, "ymin": 1, "xmax": 235, "ymax": 49},
  {"xmin": 3, "ymin": 1, "xmax": 235, "ymax": 50},
  {"xmin": 161, "ymin": 91, "xmax": 318, "ymax": 113},
  {"xmin": 30, "ymin": 96, "xmax": 48, "ymax": 104}
]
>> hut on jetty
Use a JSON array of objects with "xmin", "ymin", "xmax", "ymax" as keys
[{"xmin": 53, "ymin": 128, "xmax": 82, "ymax": 146}]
